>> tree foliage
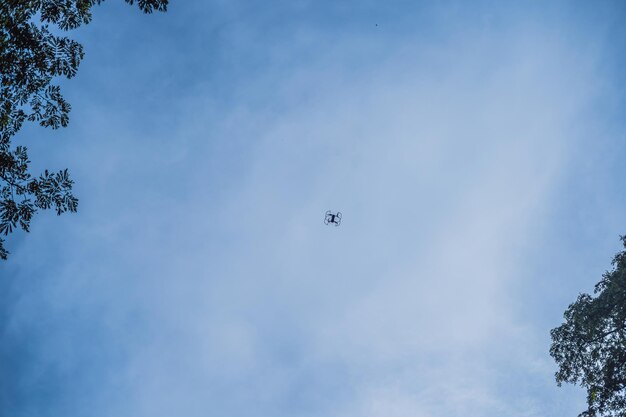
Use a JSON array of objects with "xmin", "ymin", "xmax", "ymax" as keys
[
  {"xmin": 551, "ymin": 236, "xmax": 626, "ymax": 417},
  {"xmin": 0, "ymin": 0, "xmax": 167, "ymax": 259}
]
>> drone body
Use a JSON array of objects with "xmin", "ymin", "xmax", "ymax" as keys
[{"xmin": 324, "ymin": 210, "xmax": 342, "ymax": 226}]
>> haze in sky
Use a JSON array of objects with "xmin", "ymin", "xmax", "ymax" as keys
[{"xmin": 2, "ymin": 1, "xmax": 626, "ymax": 416}]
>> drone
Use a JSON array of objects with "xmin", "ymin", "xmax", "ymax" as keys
[{"xmin": 324, "ymin": 210, "xmax": 342, "ymax": 226}]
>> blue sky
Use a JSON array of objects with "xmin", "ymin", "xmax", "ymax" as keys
[{"xmin": 2, "ymin": 1, "xmax": 626, "ymax": 416}]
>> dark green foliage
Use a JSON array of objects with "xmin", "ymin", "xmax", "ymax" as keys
[
  {"xmin": 0, "ymin": 0, "xmax": 167, "ymax": 259},
  {"xmin": 551, "ymin": 236, "xmax": 626, "ymax": 417}
]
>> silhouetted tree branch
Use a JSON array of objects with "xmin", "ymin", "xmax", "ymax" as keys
[
  {"xmin": 551, "ymin": 236, "xmax": 626, "ymax": 416},
  {"xmin": 0, "ymin": 0, "xmax": 168, "ymax": 259}
]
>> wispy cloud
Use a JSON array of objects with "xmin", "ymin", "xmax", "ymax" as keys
[{"xmin": 2, "ymin": 1, "xmax": 624, "ymax": 416}]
